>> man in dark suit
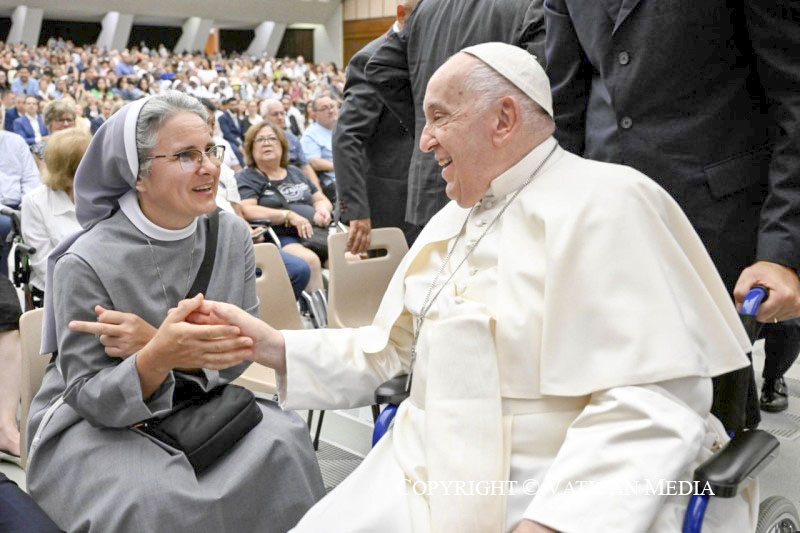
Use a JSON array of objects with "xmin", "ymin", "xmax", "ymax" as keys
[
  {"xmin": 12, "ymin": 96, "xmax": 48, "ymax": 145},
  {"xmin": 366, "ymin": 0, "xmax": 545, "ymax": 244},
  {"xmin": 218, "ymin": 98, "xmax": 245, "ymax": 166},
  {"xmin": 4, "ymin": 93, "xmax": 25, "ymax": 132},
  {"xmin": 545, "ymin": 0, "xmax": 800, "ymax": 430},
  {"xmin": 333, "ymin": 0, "xmax": 418, "ymax": 254}
]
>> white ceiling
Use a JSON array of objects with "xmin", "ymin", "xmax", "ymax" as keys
[{"xmin": 0, "ymin": 0, "xmax": 342, "ymax": 28}]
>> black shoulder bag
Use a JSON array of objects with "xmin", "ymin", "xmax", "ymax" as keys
[{"xmin": 133, "ymin": 210, "xmax": 263, "ymax": 475}]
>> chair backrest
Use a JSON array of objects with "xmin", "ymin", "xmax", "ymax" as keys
[
  {"xmin": 19, "ymin": 307, "xmax": 46, "ymax": 469},
  {"xmin": 233, "ymin": 243, "xmax": 303, "ymax": 396},
  {"xmin": 327, "ymin": 227, "xmax": 409, "ymax": 329},
  {"xmin": 254, "ymin": 243, "xmax": 304, "ymax": 330}
]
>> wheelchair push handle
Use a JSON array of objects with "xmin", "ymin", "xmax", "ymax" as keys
[
  {"xmin": 740, "ymin": 286, "xmax": 768, "ymax": 317},
  {"xmin": 739, "ymin": 286, "xmax": 768, "ymax": 343}
]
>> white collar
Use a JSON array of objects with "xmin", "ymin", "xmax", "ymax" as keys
[
  {"xmin": 392, "ymin": 21, "xmax": 401, "ymax": 33},
  {"xmin": 489, "ymin": 137, "xmax": 558, "ymax": 199},
  {"xmin": 48, "ymin": 188, "xmax": 75, "ymax": 216},
  {"xmin": 118, "ymin": 189, "xmax": 198, "ymax": 241}
]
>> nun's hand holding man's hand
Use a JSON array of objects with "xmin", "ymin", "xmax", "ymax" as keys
[
  {"xmin": 69, "ymin": 305, "xmax": 157, "ymax": 358},
  {"xmin": 185, "ymin": 298, "xmax": 287, "ymax": 375},
  {"xmin": 138, "ymin": 294, "xmax": 254, "ymax": 373}
]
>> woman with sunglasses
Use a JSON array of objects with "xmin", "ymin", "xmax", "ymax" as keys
[{"xmin": 25, "ymin": 92, "xmax": 324, "ymax": 532}]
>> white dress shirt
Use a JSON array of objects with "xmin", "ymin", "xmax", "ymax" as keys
[{"xmin": 27, "ymin": 114, "xmax": 43, "ymax": 143}]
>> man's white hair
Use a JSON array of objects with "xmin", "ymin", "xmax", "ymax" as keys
[{"xmin": 462, "ymin": 58, "xmax": 550, "ymax": 128}]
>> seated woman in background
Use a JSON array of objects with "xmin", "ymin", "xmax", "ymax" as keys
[
  {"xmin": 236, "ymin": 121, "xmax": 333, "ymax": 292},
  {"xmin": 21, "ymin": 128, "xmax": 88, "ymax": 306},
  {"xmin": 30, "ymin": 99, "xmax": 76, "ymax": 171},
  {"xmin": 25, "ymin": 91, "xmax": 324, "ymax": 533},
  {"xmin": 198, "ymin": 98, "xmax": 312, "ymax": 300}
]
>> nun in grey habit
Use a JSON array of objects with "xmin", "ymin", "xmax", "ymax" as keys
[{"xmin": 25, "ymin": 91, "xmax": 325, "ymax": 532}]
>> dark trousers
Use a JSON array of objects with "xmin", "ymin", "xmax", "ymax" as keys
[
  {"xmin": 761, "ymin": 320, "xmax": 800, "ymax": 380},
  {"xmin": 0, "ymin": 473, "xmax": 62, "ymax": 532}
]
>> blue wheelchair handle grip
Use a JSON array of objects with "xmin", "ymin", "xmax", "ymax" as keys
[{"xmin": 740, "ymin": 286, "xmax": 768, "ymax": 317}]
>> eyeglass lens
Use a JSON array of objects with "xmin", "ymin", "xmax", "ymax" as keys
[{"xmin": 177, "ymin": 146, "xmax": 225, "ymax": 171}]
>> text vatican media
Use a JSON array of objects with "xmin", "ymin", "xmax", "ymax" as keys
[{"xmin": 403, "ymin": 479, "xmax": 715, "ymax": 497}]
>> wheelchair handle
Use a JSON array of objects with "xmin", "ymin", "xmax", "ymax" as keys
[
  {"xmin": 740, "ymin": 286, "xmax": 768, "ymax": 317},
  {"xmin": 15, "ymin": 242, "xmax": 36, "ymax": 256}
]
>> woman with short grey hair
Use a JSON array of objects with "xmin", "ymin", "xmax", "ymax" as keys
[{"xmin": 25, "ymin": 91, "xmax": 325, "ymax": 532}]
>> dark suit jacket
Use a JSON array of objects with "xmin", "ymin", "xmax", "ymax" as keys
[
  {"xmin": 546, "ymin": 0, "xmax": 800, "ymax": 431},
  {"xmin": 4, "ymin": 107, "xmax": 19, "ymax": 132},
  {"xmin": 546, "ymin": 0, "xmax": 800, "ymax": 288},
  {"xmin": 218, "ymin": 111, "xmax": 243, "ymax": 148},
  {"xmin": 365, "ymin": 0, "xmax": 545, "ymax": 226},
  {"xmin": 90, "ymin": 116, "xmax": 105, "ymax": 135},
  {"xmin": 12, "ymin": 114, "xmax": 48, "ymax": 145},
  {"xmin": 333, "ymin": 32, "xmax": 414, "ymax": 230}
]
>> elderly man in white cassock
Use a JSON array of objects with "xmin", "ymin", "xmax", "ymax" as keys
[{"xmin": 189, "ymin": 43, "xmax": 758, "ymax": 532}]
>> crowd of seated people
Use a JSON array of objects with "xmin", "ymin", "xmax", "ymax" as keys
[
  {"xmin": 0, "ymin": 38, "xmax": 343, "ymax": 252},
  {"xmin": 0, "ymin": 38, "xmax": 344, "ymax": 150}
]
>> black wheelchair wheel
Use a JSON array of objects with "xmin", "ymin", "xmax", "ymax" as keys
[{"xmin": 757, "ymin": 496, "xmax": 800, "ymax": 533}]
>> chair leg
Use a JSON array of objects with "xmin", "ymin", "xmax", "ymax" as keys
[
  {"xmin": 313, "ymin": 410, "xmax": 325, "ymax": 450},
  {"xmin": 312, "ymin": 289, "xmax": 328, "ymax": 328},
  {"xmin": 306, "ymin": 409, "xmax": 314, "ymax": 430}
]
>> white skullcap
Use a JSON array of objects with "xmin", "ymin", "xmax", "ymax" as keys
[{"xmin": 461, "ymin": 42, "xmax": 553, "ymax": 117}]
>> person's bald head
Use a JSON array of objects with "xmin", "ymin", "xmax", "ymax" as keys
[{"xmin": 419, "ymin": 50, "xmax": 554, "ymax": 207}]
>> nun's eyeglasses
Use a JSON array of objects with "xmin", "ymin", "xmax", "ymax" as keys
[{"xmin": 146, "ymin": 145, "xmax": 226, "ymax": 172}]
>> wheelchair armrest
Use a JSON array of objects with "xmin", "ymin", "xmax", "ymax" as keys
[
  {"xmin": 249, "ymin": 218, "xmax": 272, "ymax": 227},
  {"xmin": 375, "ymin": 374, "xmax": 410, "ymax": 405},
  {"xmin": 693, "ymin": 429, "xmax": 778, "ymax": 498}
]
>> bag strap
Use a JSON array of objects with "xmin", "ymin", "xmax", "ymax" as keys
[
  {"xmin": 186, "ymin": 209, "xmax": 220, "ymax": 298},
  {"xmin": 256, "ymin": 168, "xmax": 292, "ymax": 210}
]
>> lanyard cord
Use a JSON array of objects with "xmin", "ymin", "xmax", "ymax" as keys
[{"xmin": 405, "ymin": 143, "xmax": 558, "ymax": 391}]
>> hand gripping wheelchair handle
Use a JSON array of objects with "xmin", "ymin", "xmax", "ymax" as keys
[{"xmin": 740, "ymin": 285, "xmax": 768, "ymax": 343}]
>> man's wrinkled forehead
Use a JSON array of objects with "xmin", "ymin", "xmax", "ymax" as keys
[{"xmin": 424, "ymin": 53, "xmax": 476, "ymax": 111}]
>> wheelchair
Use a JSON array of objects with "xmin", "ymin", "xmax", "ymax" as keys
[
  {"xmin": 0, "ymin": 206, "xmax": 38, "ymax": 310},
  {"xmin": 371, "ymin": 287, "xmax": 800, "ymax": 533}
]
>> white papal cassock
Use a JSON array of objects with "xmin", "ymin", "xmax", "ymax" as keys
[{"xmin": 278, "ymin": 138, "xmax": 758, "ymax": 532}]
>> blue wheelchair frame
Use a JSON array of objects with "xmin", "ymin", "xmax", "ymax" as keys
[{"xmin": 371, "ymin": 288, "xmax": 780, "ymax": 533}]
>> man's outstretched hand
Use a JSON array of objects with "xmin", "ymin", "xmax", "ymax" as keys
[{"xmin": 185, "ymin": 299, "xmax": 287, "ymax": 375}]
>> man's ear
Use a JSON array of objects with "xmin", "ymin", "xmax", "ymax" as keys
[
  {"xmin": 397, "ymin": 5, "xmax": 407, "ymax": 25},
  {"xmin": 492, "ymin": 95, "xmax": 518, "ymax": 146}
]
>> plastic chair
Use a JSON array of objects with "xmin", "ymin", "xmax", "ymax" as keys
[
  {"xmin": 18, "ymin": 307, "xmax": 47, "ymax": 469},
  {"xmin": 326, "ymin": 227, "xmax": 408, "ymax": 329},
  {"xmin": 309, "ymin": 228, "xmax": 410, "ymax": 444},
  {"xmin": 232, "ymin": 243, "xmax": 304, "ymax": 397}
]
